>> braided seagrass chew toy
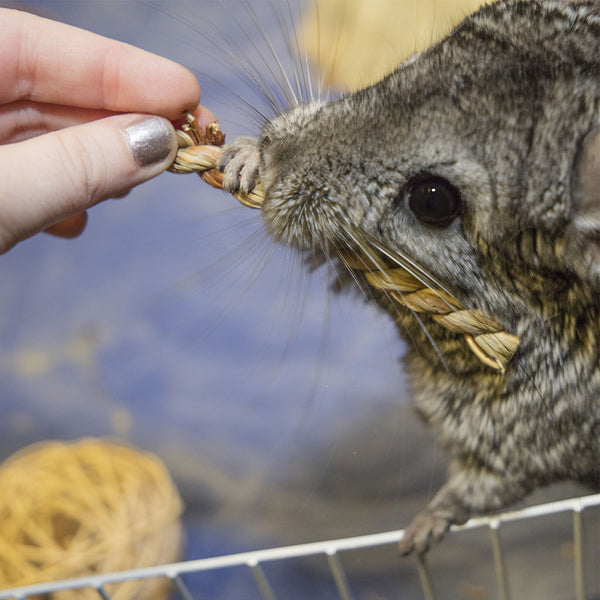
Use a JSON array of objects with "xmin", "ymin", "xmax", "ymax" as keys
[{"xmin": 169, "ymin": 114, "xmax": 520, "ymax": 372}]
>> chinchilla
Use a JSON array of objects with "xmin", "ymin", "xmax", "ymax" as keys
[{"xmin": 216, "ymin": 0, "xmax": 600, "ymax": 553}]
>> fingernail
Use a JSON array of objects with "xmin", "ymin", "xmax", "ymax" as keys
[{"xmin": 126, "ymin": 116, "xmax": 177, "ymax": 168}]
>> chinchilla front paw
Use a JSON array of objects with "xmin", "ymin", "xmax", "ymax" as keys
[
  {"xmin": 217, "ymin": 136, "xmax": 260, "ymax": 194},
  {"xmin": 399, "ymin": 508, "xmax": 455, "ymax": 555}
]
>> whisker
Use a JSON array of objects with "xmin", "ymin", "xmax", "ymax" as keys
[
  {"xmin": 336, "ymin": 232, "xmax": 418, "ymax": 327},
  {"xmin": 337, "ymin": 227, "xmax": 450, "ymax": 370},
  {"xmin": 240, "ymin": 0, "xmax": 300, "ymax": 108},
  {"xmin": 276, "ymin": 249, "xmax": 316, "ymax": 363},
  {"xmin": 220, "ymin": 240, "xmax": 280, "ymax": 327},
  {"xmin": 406, "ymin": 305, "xmax": 449, "ymax": 370},
  {"xmin": 303, "ymin": 265, "xmax": 334, "ymax": 408},
  {"xmin": 296, "ymin": 0, "xmax": 315, "ymax": 103},
  {"xmin": 190, "ymin": 0, "xmax": 289, "ymax": 114},
  {"xmin": 196, "ymin": 70, "xmax": 270, "ymax": 129},
  {"xmin": 221, "ymin": 0, "xmax": 294, "ymax": 112},
  {"xmin": 285, "ymin": 0, "xmax": 311, "ymax": 105},
  {"xmin": 366, "ymin": 234, "xmax": 460, "ymax": 303},
  {"xmin": 335, "ymin": 250, "xmax": 374, "ymax": 302},
  {"xmin": 338, "ymin": 231, "xmax": 391, "ymax": 289},
  {"xmin": 206, "ymin": 221, "xmax": 274, "ymax": 292},
  {"xmin": 314, "ymin": 239, "xmax": 408, "ymax": 380},
  {"xmin": 150, "ymin": 1, "xmax": 286, "ymax": 117},
  {"xmin": 269, "ymin": 0, "xmax": 304, "ymax": 105},
  {"xmin": 517, "ymin": 363, "xmax": 573, "ymax": 457}
]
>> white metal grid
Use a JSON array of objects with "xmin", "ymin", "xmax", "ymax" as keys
[{"xmin": 1, "ymin": 494, "xmax": 598, "ymax": 600}]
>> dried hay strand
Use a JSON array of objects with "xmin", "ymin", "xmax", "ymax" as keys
[
  {"xmin": 169, "ymin": 116, "xmax": 520, "ymax": 372},
  {"xmin": 0, "ymin": 439, "xmax": 183, "ymax": 599}
]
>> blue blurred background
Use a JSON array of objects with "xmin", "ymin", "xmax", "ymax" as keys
[{"xmin": 0, "ymin": 3, "xmax": 596, "ymax": 599}]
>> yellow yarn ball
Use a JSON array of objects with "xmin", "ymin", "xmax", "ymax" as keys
[{"xmin": 0, "ymin": 439, "xmax": 184, "ymax": 599}]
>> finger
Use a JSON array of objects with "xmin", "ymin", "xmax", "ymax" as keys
[
  {"xmin": 0, "ymin": 8, "xmax": 201, "ymax": 118},
  {"xmin": 0, "ymin": 100, "xmax": 114, "ymax": 144},
  {"xmin": 0, "ymin": 113, "xmax": 178, "ymax": 254},
  {"xmin": 0, "ymin": 101, "xmax": 216, "ymax": 145},
  {"xmin": 44, "ymin": 211, "xmax": 88, "ymax": 238}
]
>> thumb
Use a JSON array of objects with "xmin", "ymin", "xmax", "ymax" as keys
[{"xmin": 0, "ymin": 114, "xmax": 178, "ymax": 253}]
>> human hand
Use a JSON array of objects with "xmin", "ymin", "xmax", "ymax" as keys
[{"xmin": 0, "ymin": 8, "xmax": 214, "ymax": 254}]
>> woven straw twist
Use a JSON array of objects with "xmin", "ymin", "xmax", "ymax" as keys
[{"xmin": 169, "ymin": 119, "xmax": 520, "ymax": 372}]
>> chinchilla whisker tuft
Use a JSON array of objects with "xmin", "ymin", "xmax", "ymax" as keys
[
  {"xmin": 196, "ymin": 70, "xmax": 271, "ymax": 130},
  {"xmin": 217, "ymin": 0, "xmax": 295, "ymax": 114},
  {"xmin": 275, "ymin": 0, "xmax": 315, "ymax": 105},
  {"xmin": 338, "ymin": 228, "xmax": 449, "ymax": 367},
  {"xmin": 236, "ymin": 0, "xmax": 300, "ymax": 109},
  {"xmin": 365, "ymin": 234, "xmax": 458, "ymax": 303},
  {"xmin": 154, "ymin": 0, "xmax": 316, "ymax": 120}
]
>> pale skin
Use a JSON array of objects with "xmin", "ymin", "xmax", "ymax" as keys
[{"xmin": 0, "ymin": 8, "xmax": 215, "ymax": 254}]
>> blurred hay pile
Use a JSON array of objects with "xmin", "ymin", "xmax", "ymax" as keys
[
  {"xmin": 303, "ymin": 0, "xmax": 487, "ymax": 90},
  {"xmin": 0, "ymin": 439, "xmax": 183, "ymax": 599}
]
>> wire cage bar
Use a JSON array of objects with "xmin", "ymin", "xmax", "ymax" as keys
[{"xmin": 1, "ymin": 494, "xmax": 598, "ymax": 600}]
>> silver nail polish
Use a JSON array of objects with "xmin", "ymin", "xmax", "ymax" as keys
[{"xmin": 126, "ymin": 116, "xmax": 176, "ymax": 168}]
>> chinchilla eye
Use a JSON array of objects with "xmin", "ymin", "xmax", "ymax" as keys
[{"xmin": 407, "ymin": 175, "xmax": 461, "ymax": 226}]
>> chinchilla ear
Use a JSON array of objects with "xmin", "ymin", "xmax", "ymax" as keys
[{"xmin": 567, "ymin": 126, "xmax": 600, "ymax": 282}]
